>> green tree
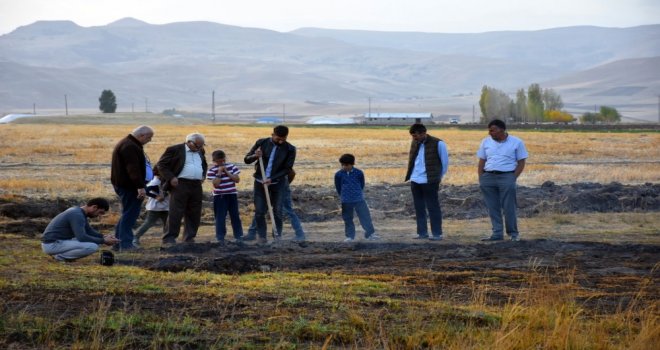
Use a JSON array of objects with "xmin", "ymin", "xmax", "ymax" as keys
[
  {"xmin": 479, "ymin": 85, "xmax": 489, "ymax": 121},
  {"xmin": 580, "ymin": 112, "xmax": 601, "ymax": 124},
  {"xmin": 542, "ymin": 88, "xmax": 563, "ymax": 111},
  {"xmin": 99, "ymin": 89, "xmax": 117, "ymax": 113},
  {"xmin": 514, "ymin": 88, "xmax": 528, "ymax": 123},
  {"xmin": 527, "ymin": 83, "xmax": 544, "ymax": 123},
  {"xmin": 479, "ymin": 85, "xmax": 512, "ymax": 122},
  {"xmin": 600, "ymin": 106, "xmax": 621, "ymax": 123}
]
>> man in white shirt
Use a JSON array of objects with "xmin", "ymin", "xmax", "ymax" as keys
[
  {"xmin": 156, "ymin": 133, "xmax": 208, "ymax": 245},
  {"xmin": 477, "ymin": 119, "xmax": 528, "ymax": 242}
]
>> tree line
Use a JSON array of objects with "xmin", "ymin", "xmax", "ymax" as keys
[{"xmin": 479, "ymin": 84, "xmax": 621, "ymax": 124}]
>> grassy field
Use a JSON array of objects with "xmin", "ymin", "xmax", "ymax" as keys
[
  {"xmin": 1, "ymin": 122, "xmax": 659, "ymax": 348},
  {"xmin": 0, "ymin": 124, "xmax": 658, "ymax": 199}
]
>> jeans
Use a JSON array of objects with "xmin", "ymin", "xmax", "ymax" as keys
[
  {"xmin": 341, "ymin": 200, "xmax": 375, "ymax": 239},
  {"xmin": 114, "ymin": 186, "xmax": 144, "ymax": 248},
  {"xmin": 163, "ymin": 179, "xmax": 203, "ymax": 243},
  {"xmin": 213, "ymin": 193, "xmax": 243, "ymax": 241},
  {"xmin": 479, "ymin": 172, "xmax": 519, "ymax": 238},
  {"xmin": 134, "ymin": 210, "xmax": 169, "ymax": 239},
  {"xmin": 410, "ymin": 181, "xmax": 443, "ymax": 237},
  {"xmin": 42, "ymin": 239, "xmax": 99, "ymax": 261},
  {"xmin": 248, "ymin": 180, "xmax": 305, "ymax": 239},
  {"xmin": 252, "ymin": 180, "xmax": 284, "ymax": 238}
]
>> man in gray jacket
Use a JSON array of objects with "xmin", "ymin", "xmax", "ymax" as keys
[{"xmin": 41, "ymin": 198, "xmax": 119, "ymax": 262}]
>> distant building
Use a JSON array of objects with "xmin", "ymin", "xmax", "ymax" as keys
[
  {"xmin": 359, "ymin": 112, "xmax": 434, "ymax": 125},
  {"xmin": 306, "ymin": 116, "xmax": 356, "ymax": 125},
  {"xmin": 256, "ymin": 117, "xmax": 282, "ymax": 124}
]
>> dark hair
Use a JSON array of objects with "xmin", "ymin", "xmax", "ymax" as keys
[
  {"xmin": 87, "ymin": 197, "xmax": 110, "ymax": 211},
  {"xmin": 339, "ymin": 153, "xmax": 355, "ymax": 165},
  {"xmin": 488, "ymin": 119, "xmax": 506, "ymax": 130},
  {"xmin": 273, "ymin": 125, "xmax": 289, "ymax": 137},
  {"xmin": 409, "ymin": 123, "xmax": 427, "ymax": 134},
  {"xmin": 212, "ymin": 149, "xmax": 226, "ymax": 160}
]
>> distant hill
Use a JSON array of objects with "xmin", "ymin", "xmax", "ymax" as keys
[{"xmin": 0, "ymin": 19, "xmax": 658, "ymax": 121}]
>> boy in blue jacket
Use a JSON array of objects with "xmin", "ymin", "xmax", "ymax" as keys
[{"xmin": 334, "ymin": 154, "xmax": 379, "ymax": 242}]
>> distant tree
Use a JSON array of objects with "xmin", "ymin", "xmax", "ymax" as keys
[
  {"xmin": 514, "ymin": 88, "xmax": 528, "ymax": 123},
  {"xmin": 542, "ymin": 88, "xmax": 563, "ymax": 111},
  {"xmin": 580, "ymin": 112, "xmax": 601, "ymax": 124},
  {"xmin": 544, "ymin": 110, "xmax": 574, "ymax": 123},
  {"xmin": 99, "ymin": 90, "xmax": 117, "ymax": 113},
  {"xmin": 479, "ymin": 85, "xmax": 512, "ymax": 122},
  {"xmin": 527, "ymin": 83, "xmax": 544, "ymax": 123},
  {"xmin": 600, "ymin": 106, "xmax": 621, "ymax": 123}
]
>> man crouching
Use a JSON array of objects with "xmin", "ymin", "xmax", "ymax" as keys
[{"xmin": 41, "ymin": 198, "xmax": 119, "ymax": 262}]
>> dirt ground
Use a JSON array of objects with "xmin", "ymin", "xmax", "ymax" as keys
[{"xmin": 1, "ymin": 182, "xmax": 658, "ymax": 314}]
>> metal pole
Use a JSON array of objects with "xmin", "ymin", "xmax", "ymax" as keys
[
  {"xmin": 64, "ymin": 94, "xmax": 68, "ymax": 116},
  {"xmin": 258, "ymin": 155, "xmax": 278, "ymax": 240},
  {"xmin": 212, "ymin": 90, "xmax": 216, "ymax": 122}
]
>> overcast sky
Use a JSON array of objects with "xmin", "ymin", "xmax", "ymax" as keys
[{"xmin": 0, "ymin": 0, "xmax": 658, "ymax": 35}]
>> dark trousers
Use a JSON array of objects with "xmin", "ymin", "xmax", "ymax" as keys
[
  {"xmin": 479, "ymin": 172, "xmax": 519, "ymax": 238},
  {"xmin": 163, "ymin": 179, "xmax": 203, "ymax": 243},
  {"xmin": 253, "ymin": 180, "xmax": 284, "ymax": 238},
  {"xmin": 114, "ymin": 186, "xmax": 144, "ymax": 248},
  {"xmin": 213, "ymin": 194, "xmax": 243, "ymax": 241},
  {"xmin": 341, "ymin": 200, "xmax": 375, "ymax": 239},
  {"xmin": 410, "ymin": 181, "xmax": 443, "ymax": 237},
  {"xmin": 134, "ymin": 210, "xmax": 169, "ymax": 238}
]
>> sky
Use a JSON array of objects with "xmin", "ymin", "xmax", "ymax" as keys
[{"xmin": 0, "ymin": 0, "xmax": 658, "ymax": 35}]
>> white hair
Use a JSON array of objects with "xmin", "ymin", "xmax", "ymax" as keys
[
  {"xmin": 131, "ymin": 125, "xmax": 154, "ymax": 137},
  {"xmin": 186, "ymin": 132, "xmax": 205, "ymax": 144}
]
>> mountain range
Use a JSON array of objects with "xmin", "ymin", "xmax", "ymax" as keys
[{"xmin": 0, "ymin": 18, "xmax": 658, "ymax": 121}]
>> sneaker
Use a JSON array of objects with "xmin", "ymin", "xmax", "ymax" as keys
[
  {"xmin": 292, "ymin": 236, "xmax": 306, "ymax": 242},
  {"xmin": 132, "ymin": 239, "xmax": 141, "ymax": 248},
  {"xmin": 343, "ymin": 237, "xmax": 354, "ymax": 242},
  {"xmin": 510, "ymin": 236, "xmax": 521, "ymax": 242},
  {"xmin": 257, "ymin": 236, "xmax": 268, "ymax": 245},
  {"xmin": 217, "ymin": 239, "xmax": 226, "ymax": 246},
  {"xmin": 413, "ymin": 235, "xmax": 429, "ymax": 240},
  {"xmin": 429, "ymin": 235, "xmax": 443, "ymax": 241},
  {"xmin": 161, "ymin": 240, "xmax": 176, "ymax": 247},
  {"xmin": 243, "ymin": 234, "xmax": 257, "ymax": 241},
  {"xmin": 53, "ymin": 255, "xmax": 74, "ymax": 263},
  {"xmin": 366, "ymin": 234, "xmax": 381, "ymax": 241},
  {"xmin": 481, "ymin": 236, "xmax": 504, "ymax": 241}
]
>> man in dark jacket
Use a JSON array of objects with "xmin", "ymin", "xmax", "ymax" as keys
[
  {"xmin": 157, "ymin": 133, "xmax": 208, "ymax": 245},
  {"xmin": 405, "ymin": 123, "xmax": 449, "ymax": 241},
  {"xmin": 244, "ymin": 125, "xmax": 296, "ymax": 244},
  {"xmin": 111, "ymin": 125, "xmax": 154, "ymax": 250}
]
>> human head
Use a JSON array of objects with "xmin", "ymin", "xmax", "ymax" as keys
[
  {"xmin": 212, "ymin": 149, "xmax": 226, "ymax": 164},
  {"xmin": 271, "ymin": 125, "xmax": 289, "ymax": 145},
  {"xmin": 131, "ymin": 125, "xmax": 154, "ymax": 145},
  {"xmin": 487, "ymin": 119, "xmax": 507, "ymax": 141},
  {"xmin": 339, "ymin": 153, "xmax": 355, "ymax": 171},
  {"xmin": 186, "ymin": 133, "xmax": 206, "ymax": 152},
  {"xmin": 85, "ymin": 197, "xmax": 110, "ymax": 218},
  {"xmin": 409, "ymin": 123, "xmax": 427, "ymax": 143}
]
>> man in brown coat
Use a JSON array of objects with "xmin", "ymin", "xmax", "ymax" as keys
[{"xmin": 111, "ymin": 125, "xmax": 154, "ymax": 250}]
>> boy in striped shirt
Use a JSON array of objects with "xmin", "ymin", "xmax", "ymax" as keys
[{"xmin": 207, "ymin": 150, "xmax": 243, "ymax": 243}]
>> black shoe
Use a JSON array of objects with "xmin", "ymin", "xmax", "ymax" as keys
[
  {"xmin": 481, "ymin": 236, "xmax": 504, "ymax": 241},
  {"xmin": 429, "ymin": 235, "xmax": 443, "ymax": 241},
  {"xmin": 413, "ymin": 235, "xmax": 429, "ymax": 240},
  {"xmin": 243, "ymin": 234, "xmax": 256, "ymax": 241}
]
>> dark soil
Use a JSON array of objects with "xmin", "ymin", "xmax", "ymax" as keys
[{"xmin": 1, "ymin": 182, "xmax": 658, "ymax": 236}]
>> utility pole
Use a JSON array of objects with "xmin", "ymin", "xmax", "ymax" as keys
[
  {"xmin": 212, "ymin": 90, "xmax": 216, "ymax": 122},
  {"xmin": 368, "ymin": 97, "xmax": 371, "ymax": 118},
  {"xmin": 64, "ymin": 94, "xmax": 68, "ymax": 116}
]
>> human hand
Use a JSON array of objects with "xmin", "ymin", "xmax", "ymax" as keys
[
  {"xmin": 170, "ymin": 177, "xmax": 179, "ymax": 188},
  {"xmin": 103, "ymin": 234, "xmax": 120, "ymax": 245},
  {"xmin": 255, "ymin": 148, "xmax": 262, "ymax": 158},
  {"xmin": 137, "ymin": 188, "xmax": 146, "ymax": 199}
]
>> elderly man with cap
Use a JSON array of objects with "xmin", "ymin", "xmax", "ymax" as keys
[{"xmin": 157, "ymin": 133, "xmax": 208, "ymax": 245}]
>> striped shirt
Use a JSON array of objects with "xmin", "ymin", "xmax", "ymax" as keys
[{"xmin": 207, "ymin": 163, "xmax": 240, "ymax": 195}]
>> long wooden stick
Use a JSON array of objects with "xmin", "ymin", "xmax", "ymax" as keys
[{"xmin": 258, "ymin": 155, "xmax": 277, "ymax": 239}]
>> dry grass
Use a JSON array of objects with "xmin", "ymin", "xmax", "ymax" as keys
[{"xmin": 0, "ymin": 124, "xmax": 658, "ymax": 198}]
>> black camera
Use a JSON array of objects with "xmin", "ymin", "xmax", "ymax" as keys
[{"xmin": 100, "ymin": 250, "xmax": 115, "ymax": 266}]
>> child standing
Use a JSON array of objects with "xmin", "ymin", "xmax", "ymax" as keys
[
  {"xmin": 133, "ymin": 172, "xmax": 169, "ymax": 247},
  {"xmin": 334, "ymin": 154, "xmax": 379, "ymax": 242},
  {"xmin": 207, "ymin": 150, "xmax": 243, "ymax": 243}
]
